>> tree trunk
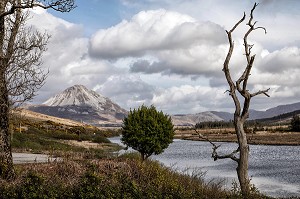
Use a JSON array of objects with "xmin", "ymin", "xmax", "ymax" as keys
[
  {"xmin": 0, "ymin": 69, "xmax": 15, "ymax": 180},
  {"xmin": 235, "ymin": 116, "xmax": 250, "ymax": 197}
]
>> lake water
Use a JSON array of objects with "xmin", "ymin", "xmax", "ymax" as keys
[{"xmin": 109, "ymin": 137, "xmax": 300, "ymax": 198}]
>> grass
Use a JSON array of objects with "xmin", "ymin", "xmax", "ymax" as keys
[
  {"xmin": 0, "ymin": 153, "xmax": 271, "ymax": 199},
  {"xmin": 11, "ymin": 120, "xmax": 122, "ymax": 157}
]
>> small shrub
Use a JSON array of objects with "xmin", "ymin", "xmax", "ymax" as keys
[
  {"xmin": 19, "ymin": 171, "xmax": 45, "ymax": 199},
  {"xmin": 92, "ymin": 135, "xmax": 110, "ymax": 144},
  {"xmin": 77, "ymin": 171, "xmax": 103, "ymax": 199},
  {"xmin": 122, "ymin": 105, "xmax": 174, "ymax": 161},
  {"xmin": 291, "ymin": 115, "xmax": 300, "ymax": 132}
]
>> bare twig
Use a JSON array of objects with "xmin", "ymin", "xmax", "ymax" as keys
[{"xmin": 194, "ymin": 128, "xmax": 239, "ymax": 163}]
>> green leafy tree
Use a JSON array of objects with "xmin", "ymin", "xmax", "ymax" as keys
[
  {"xmin": 121, "ymin": 105, "xmax": 174, "ymax": 161},
  {"xmin": 291, "ymin": 115, "xmax": 300, "ymax": 132}
]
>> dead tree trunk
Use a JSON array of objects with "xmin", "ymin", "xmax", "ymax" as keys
[
  {"xmin": 235, "ymin": 117, "xmax": 250, "ymax": 195},
  {"xmin": 210, "ymin": 3, "xmax": 269, "ymax": 197}
]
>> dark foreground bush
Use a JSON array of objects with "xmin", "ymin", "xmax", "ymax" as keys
[{"xmin": 0, "ymin": 155, "xmax": 270, "ymax": 199}]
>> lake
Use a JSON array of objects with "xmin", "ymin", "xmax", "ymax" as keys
[{"xmin": 109, "ymin": 137, "xmax": 300, "ymax": 198}]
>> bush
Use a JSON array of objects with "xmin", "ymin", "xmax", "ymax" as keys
[
  {"xmin": 122, "ymin": 105, "xmax": 174, "ymax": 161},
  {"xmin": 0, "ymin": 157, "xmax": 272, "ymax": 199},
  {"xmin": 92, "ymin": 135, "xmax": 110, "ymax": 144},
  {"xmin": 19, "ymin": 171, "xmax": 46, "ymax": 199},
  {"xmin": 291, "ymin": 115, "xmax": 300, "ymax": 132}
]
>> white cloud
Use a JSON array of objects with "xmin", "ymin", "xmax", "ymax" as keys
[
  {"xmin": 95, "ymin": 75, "xmax": 155, "ymax": 110},
  {"xmin": 258, "ymin": 47, "xmax": 300, "ymax": 73},
  {"xmin": 151, "ymin": 85, "xmax": 230, "ymax": 114},
  {"xmin": 89, "ymin": 9, "xmax": 226, "ymax": 59},
  {"xmin": 27, "ymin": 2, "xmax": 300, "ymax": 114},
  {"xmin": 27, "ymin": 8, "xmax": 119, "ymax": 103}
]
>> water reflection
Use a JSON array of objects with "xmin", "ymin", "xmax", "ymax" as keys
[{"xmin": 109, "ymin": 137, "xmax": 300, "ymax": 198}]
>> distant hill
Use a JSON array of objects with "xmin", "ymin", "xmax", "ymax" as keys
[
  {"xmin": 254, "ymin": 109, "xmax": 300, "ymax": 124},
  {"xmin": 27, "ymin": 85, "xmax": 128, "ymax": 126},
  {"xmin": 13, "ymin": 108, "xmax": 87, "ymax": 127},
  {"xmin": 172, "ymin": 102, "xmax": 300, "ymax": 126},
  {"xmin": 171, "ymin": 111, "xmax": 223, "ymax": 126},
  {"xmin": 249, "ymin": 102, "xmax": 300, "ymax": 120}
]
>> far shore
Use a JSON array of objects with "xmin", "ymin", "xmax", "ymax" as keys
[{"xmin": 174, "ymin": 129, "xmax": 300, "ymax": 146}]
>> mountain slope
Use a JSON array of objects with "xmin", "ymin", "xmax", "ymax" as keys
[
  {"xmin": 247, "ymin": 102, "xmax": 300, "ymax": 120},
  {"xmin": 28, "ymin": 85, "xmax": 127, "ymax": 126},
  {"xmin": 172, "ymin": 102, "xmax": 300, "ymax": 126},
  {"xmin": 171, "ymin": 111, "xmax": 224, "ymax": 126}
]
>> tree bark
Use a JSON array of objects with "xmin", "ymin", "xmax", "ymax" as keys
[
  {"xmin": 0, "ymin": 69, "xmax": 15, "ymax": 179},
  {"xmin": 235, "ymin": 116, "xmax": 250, "ymax": 197}
]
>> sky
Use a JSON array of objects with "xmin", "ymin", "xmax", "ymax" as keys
[{"xmin": 27, "ymin": 0, "xmax": 300, "ymax": 114}]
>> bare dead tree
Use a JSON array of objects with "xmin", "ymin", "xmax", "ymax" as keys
[
  {"xmin": 197, "ymin": 3, "xmax": 269, "ymax": 197},
  {"xmin": 0, "ymin": 0, "xmax": 75, "ymax": 180}
]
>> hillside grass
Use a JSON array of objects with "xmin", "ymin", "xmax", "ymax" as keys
[
  {"xmin": 0, "ymin": 153, "xmax": 271, "ymax": 199},
  {"xmin": 10, "ymin": 118, "xmax": 122, "ymax": 158}
]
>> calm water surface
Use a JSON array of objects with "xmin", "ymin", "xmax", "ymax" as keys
[{"xmin": 109, "ymin": 137, "xmax": 300, "ymax": 198}]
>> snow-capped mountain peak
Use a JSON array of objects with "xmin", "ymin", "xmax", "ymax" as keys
[
  {"xmin": 28, "ymin": 85, "xmax": 128, "ymax": 126},
  {"xmin": 43, "ymin": 85, "xmax": 107, "ymax": 110}
]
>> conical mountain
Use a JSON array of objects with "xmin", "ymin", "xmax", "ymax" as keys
[{"xmin": 29, "ymin": 85, "xmax": 127, "ymax": 126}]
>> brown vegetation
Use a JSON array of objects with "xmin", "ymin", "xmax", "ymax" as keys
[
  {"xmin": 0, "ymin": 154, "xmax": 269, "ymax": 199},
  {"xmin": 175, "ymin": 128, "xmax": 300, "ymax": 146}
]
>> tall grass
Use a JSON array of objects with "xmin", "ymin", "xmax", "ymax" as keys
[{"xmin": 0, "ymin": 154, "xmax": 271, "ymax": 199}]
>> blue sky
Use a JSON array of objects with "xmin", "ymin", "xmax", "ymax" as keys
[
  {"xmin": 29, "ymin": 0, "xmax": 300, "ymax": 114},
  {"xmin": 50, "ymin": 0, "xmax": 124, "ymax": 34}
]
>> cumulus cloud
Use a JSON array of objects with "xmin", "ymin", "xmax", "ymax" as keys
[
  {"xmin": 258, "ymin": 47, "xmax": 300, "ymax": 73},
  {"xmin": 129, "ymin": 43, "xmax": 227, "ymax": 76},
  {"xmin": 95, "ymin": 75, "xmax": 155, "ymax": 110},
  {"xmin": 26, "ymin": 3, "xmax": 300, "ymax": 114},
  {"xmin": 27, "ymin": 8, "xmax": 119, "ymax": 103},
  {"xmin": 89, "ymin": 9, "xmax": 226, "ymax": 59},
  {"xmin": 151, "ymin": 85, "xmax": 231, "ymax": 114}
]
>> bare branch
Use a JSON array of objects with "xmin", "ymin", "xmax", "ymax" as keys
[
  {"xmin": 0, "ymin": 0, "xmax": 76, "ymax": 19},
  {"xmin": 250, "ymin": 88, "xmax": 270, "ymax": 98},
  {"xmin": 222, "ymin": 12, "xmax": 247, "ymax": 116},
  {"xmin": 254, "ymin": 26, "xmax": 267, "ymax": 34},
  {"xmin": 194, "ymin": 128, "xmax": 240, "ymax": 163},
  {"xmin": 212, "ymin": 146, "xmax": 240, "ymax": 162}
]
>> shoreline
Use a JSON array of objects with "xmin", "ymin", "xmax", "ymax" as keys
[{"xmin": 174, "ymin": 129, "xmax": 300, "ymax": 146}]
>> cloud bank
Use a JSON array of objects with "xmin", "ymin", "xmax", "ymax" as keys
[{"xmin": 27, "ymin": 1, "xmax": 300, "ymax": 114}]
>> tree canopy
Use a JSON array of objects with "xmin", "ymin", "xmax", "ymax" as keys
[{"xmin": 121, "ymin": 105, "xmax": 174, "ymax": 161}]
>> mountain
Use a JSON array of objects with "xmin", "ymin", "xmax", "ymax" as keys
[
  {"xmin": 249, "ymin": 102, "xmax": 300, "ymax": 120},
  {"xmin": 212, "ymin": 102, "xmax": 300, "ymax": 121},
  {"xmin": 255, "ymin": 109, "xmax": 300, "ymax": 124},
  {"xmin": 27, "ymin": 85, "xmax": 300, "ymax": 127},
  {"xmin": 171, "ymin": 111, "xmax": 224, "ymax": 126},
  {"xmin": 28, "ymin": 85, "xmax": 127, "ymax": 126},
  {"xmin": 172, "ymin": 102, "xmax": 300, "ymax": 126}
]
